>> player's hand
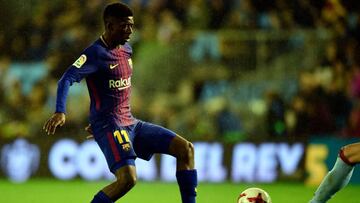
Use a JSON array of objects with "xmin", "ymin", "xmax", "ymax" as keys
[
  {"xmin": 43, "ymin": 112, "xmax": 66, "ymax": 135},
  {"xmin": 85, "ymin": 124, "xmax": 94, "ymax": 139}
]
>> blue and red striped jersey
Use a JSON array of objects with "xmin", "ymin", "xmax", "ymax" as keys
[{"xmin": 56, "ymin": 36, "xmax": 136, "ymax": 126}]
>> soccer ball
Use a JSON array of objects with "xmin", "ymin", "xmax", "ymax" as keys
[{"xmin": 237, "ymin": 187, "xmax": 272, "ymax": 203}]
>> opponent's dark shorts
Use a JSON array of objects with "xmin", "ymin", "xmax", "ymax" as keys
[{"xmin": 92, "ymin": 119, "xmax": 176, "ymax": 174}]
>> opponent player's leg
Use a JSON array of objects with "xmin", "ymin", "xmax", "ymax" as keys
[
  {"xmin": 309, "ymin": 142, "xmax": 360, "ymax": 203},
  {"xmin": 168, "ymin": 135, "xmax": 197, "ymax": 203}
]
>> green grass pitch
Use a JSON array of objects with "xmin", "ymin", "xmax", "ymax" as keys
[{"xmin": 0, "ymin": 179, "xmax": 359, "ymax": 203}]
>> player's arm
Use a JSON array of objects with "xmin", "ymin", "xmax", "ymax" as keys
[{"xmin": 44, "ymin": 51, "xmax": 98, "ymax": 135}]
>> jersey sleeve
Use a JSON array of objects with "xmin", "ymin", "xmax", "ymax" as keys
[{"xmin": 55, "ymin": 48, "xmax": 98, "ymax": 113}]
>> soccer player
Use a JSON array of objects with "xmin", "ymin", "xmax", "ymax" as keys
[
  {"xmin": 43, "ymin": 2, "xmax": 197, "ymax": 203},
  {"xmin": 309, "ymin": 142, "xmax": 359, "ymax": 203}
]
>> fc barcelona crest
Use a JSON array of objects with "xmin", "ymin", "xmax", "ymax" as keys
[
  {"xmin": 122, "ymin": 143, "xmax": 131, "ymax": 151},
  {"xmin": 128, "ymin": 59, "xmax": 133, "ymax": 69}
]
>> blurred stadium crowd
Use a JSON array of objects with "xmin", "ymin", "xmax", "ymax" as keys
[{"xmin": 0, "ymin": 0, "xmax": 359, "ymax": 141}]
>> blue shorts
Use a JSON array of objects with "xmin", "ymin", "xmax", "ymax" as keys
[{"xmin": 92, "ymin": 120, "xmax": 176, "ymax": 174}]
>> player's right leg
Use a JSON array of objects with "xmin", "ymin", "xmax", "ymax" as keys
[
  {"xmin": 90, "ymin": 122, "xmax": 138, "ymax": 203},
  {"xmin": 92, "ymin": 165, "xmax": 137, "ymax": 202},
  {"xmin": 101, "ymin": 165, "xmax": 136, "ymax": 202},
  {"xmin": 309, "ymin": 142, "xmax": 360, "ymax": 203},
  {"xmin": 91, "ymin": 165, "xmax": 137, "ymax": 203}
]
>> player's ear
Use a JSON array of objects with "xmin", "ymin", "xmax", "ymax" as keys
[
  {"xmin": 106, "ymin": 21, "xmax": 113, "ymax": 32},
  {"xmin": 105, "ymin": 18, "xmax": 114, "ymax": 32}
]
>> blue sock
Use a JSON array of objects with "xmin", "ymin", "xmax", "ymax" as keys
[
  {"xmin": 176, "ymin": 169, "xmax": 198, "ymax": 203},
  {"xmin": 91, "ymin": 191, "xmax": 113, "ymax": 203},
  {"xmin": 309, "ymin": 157, "xmax": 354, "ymax": 203}
]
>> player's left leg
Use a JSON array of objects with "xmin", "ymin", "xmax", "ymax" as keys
[
  {"xmin": 309, "ymin": 142, "xmax": 360, "ymax": 203},
  {"xmin": 168, "ymin": 135, "xmax": 197, "ymax": 203},
  {"xmin": 132, "ymin": 121, "xmax": 197, "ymax": 203}
]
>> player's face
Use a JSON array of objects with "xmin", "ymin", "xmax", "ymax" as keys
[{"xmin": 113, "ymin": 16, "xmax": 134, "ymax": 45}]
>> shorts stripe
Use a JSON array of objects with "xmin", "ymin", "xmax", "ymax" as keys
[{"xmin": 107, "ymin": 132, "xmax": 121, "ymax": 162}]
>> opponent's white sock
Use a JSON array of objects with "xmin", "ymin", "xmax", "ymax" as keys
[{"xmin": 309, "ymin": 156, "xmax": 354, "ymax": 203}]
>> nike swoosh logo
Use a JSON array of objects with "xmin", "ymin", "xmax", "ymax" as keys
[{"xmin": 110, "ymin": 64, "xmax": 119, "ymax": 69}]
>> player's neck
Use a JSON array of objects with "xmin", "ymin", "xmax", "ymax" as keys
[{"xmin": 101, "ymin": 33, "xmax": 120, "ymax": 49}]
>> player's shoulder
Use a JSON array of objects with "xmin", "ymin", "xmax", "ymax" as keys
[
  {"xmin": 123, "ymin": 43, "xmax": 132, "ymax": 52},
  {"xmin": 70, "ymin": 39, "xmax": 104, "ymax": 68},
  {"xmin": 79, "ymin": 39, "xmax": 107, "ymax": 60},
  {"xmin": 85, "ymin": 39, "xmax": 104, "ymax": 54}
]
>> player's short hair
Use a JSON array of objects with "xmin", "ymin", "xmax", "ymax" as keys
[{"xmin": 103, "ymin": 2, "xmax": 133, "ymax": 23}]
